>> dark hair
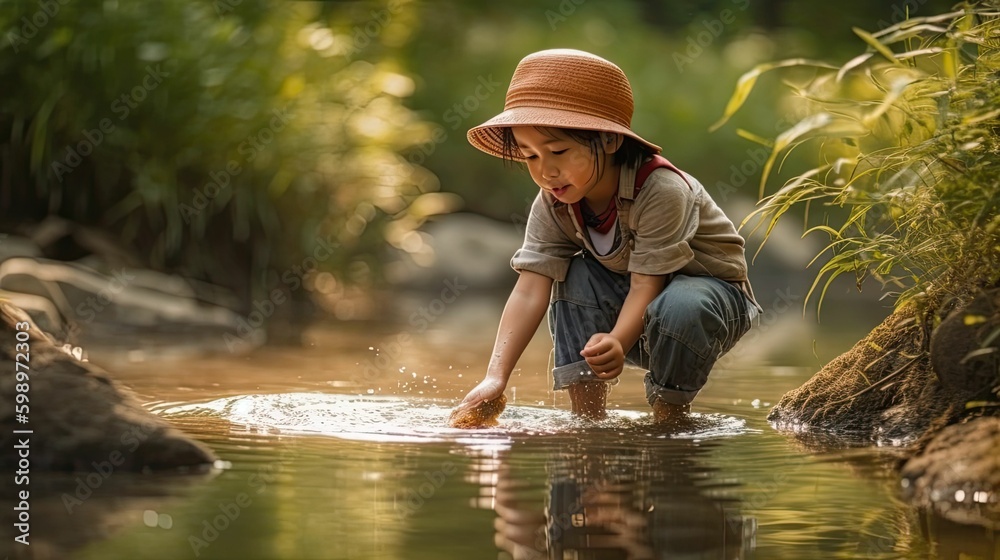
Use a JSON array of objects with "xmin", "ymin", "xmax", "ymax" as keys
[{"xmin": 500, "ymin": 127, "xmax": 653, "ymax": 183}]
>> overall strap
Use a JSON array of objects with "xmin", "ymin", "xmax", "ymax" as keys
[
  {"xmin": 634, "ymin": 154, "xmax": 691, "ymax": 194},
  {"xmin": 568, "ymin": 155, "xmax": 693, "ymax": 251},
  {"xmin": 618, "ymin": 155, "xmax": 692, "ymax": 250}
]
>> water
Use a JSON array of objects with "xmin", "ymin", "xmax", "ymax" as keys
[{"xmin": 7, "ymin": 306, "xmax": 999, "ymax": 559}]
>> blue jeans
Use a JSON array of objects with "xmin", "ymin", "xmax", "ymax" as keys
[{"xmin": 548, "ymin": 255, "xmax": 756, "ymax": 406}]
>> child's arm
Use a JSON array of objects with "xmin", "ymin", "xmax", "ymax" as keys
[
  {"xmin": 454, "ymin": 269, "xmax": 553, "ymax": 412},
  {"xmin": 582, "ymin": 272, "xmax": 667, "ymax": 380}
]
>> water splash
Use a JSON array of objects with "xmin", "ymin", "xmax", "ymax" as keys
[{"xmin": 154, "ymin": 393, "xmax": 754, "ymax": 444}]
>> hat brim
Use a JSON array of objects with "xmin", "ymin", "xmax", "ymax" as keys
[{"xmin": 467, "ymin": 106, "xmax": 661, "ymax": 161}]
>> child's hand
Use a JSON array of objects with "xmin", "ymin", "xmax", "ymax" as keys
[
  {"xmin": 581, "ymin": 333, "xmax": 625, "ymax": 380},
  {"xmin": 456, "ymin": 376, "xmax": 506, "ymax": 409},
  {"xmin": 450, "ymin": 376, "xmax": 507, "ymax": 428}
]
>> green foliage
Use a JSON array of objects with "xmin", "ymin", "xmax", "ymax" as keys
[
  {"xmin": 0, "ymin": 0, "xmax": 435, "ymax": 300},
  {"xmin": 0, "ymin": 0, "xmax": 967, "ymax": 308},
  {"xmin": 718, "ymin": 3, "xmax": 1000, "ymax": 313}
]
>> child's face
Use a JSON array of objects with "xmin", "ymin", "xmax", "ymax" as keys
[{"xmin": 511, "ymin": 127, "xmax": 617, "ymax": 205}]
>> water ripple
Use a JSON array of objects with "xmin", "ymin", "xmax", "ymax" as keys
[{"xmin": 153, "ymin": 392, "xmax": 755, "ymax": 444}]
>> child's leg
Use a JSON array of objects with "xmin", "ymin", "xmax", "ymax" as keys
[
  {"xmin": 641, "ymin": 275, "xmax": 755, "ymax": 420},
  {"xmin": 549, "ymin": 255, "xmax": 630, "ymax": 419}
]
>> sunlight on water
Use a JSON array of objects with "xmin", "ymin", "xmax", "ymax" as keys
[{"xmin": 153, "ymin": 393, "xmax": 755, "ymax": 444}]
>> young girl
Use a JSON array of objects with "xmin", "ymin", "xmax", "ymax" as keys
[{"xmin": 450, "ymin": 49, "xmax": 759, "ymax": 427}]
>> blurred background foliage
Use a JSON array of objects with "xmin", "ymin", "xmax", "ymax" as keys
[{"xmin": 0, "ymin": 0, "xmax": 961, "ymax": 322}]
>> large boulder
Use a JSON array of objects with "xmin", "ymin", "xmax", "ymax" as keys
[{"xmin": 0, "ymin": 301, "xmax": 217, "ymax": 471}]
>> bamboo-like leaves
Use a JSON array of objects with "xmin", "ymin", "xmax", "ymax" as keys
[
  {"xmin": 717, "ymin": 4, "xmax": 1000, "ymax": 313},
  {"xmin": 853, "ymin": 27, "xmax": 903, "ymax": 64},
  {"xmin": 709, "ymin": 59, "xmax": 838, "ymax": 132}
]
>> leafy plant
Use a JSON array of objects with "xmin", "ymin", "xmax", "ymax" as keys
[{"xmin": 715, "ymin": 3, "xmax": 1000, "ymax": 314}]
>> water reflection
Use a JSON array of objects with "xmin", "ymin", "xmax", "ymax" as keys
[
  {"xmin": 479, "ymin": 433, "xmax": 754, "ymax": 560},
  {"xmin": 0, "ymin": 468, "xmax": 218, "ymax": 560},
  {"xmin": 61, "ymin": 311, "xmax": 999, "ymax": 560}
]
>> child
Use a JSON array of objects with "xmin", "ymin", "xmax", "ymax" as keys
[{"xmin": 450, "ymin": 49, "xmax": 759, "ymax": 426}]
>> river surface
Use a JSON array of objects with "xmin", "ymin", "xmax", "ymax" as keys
[{"xmin": 14, "ymin": 296, "xmax": 999, "ymax": 559}]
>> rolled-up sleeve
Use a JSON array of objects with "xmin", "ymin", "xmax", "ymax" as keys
[
  {"xmin": 628, "ymin": 171, "xmax": 701, "ymax": 275},
  {"xmin": 510, "ymin": 192, "xmax": 580, "ymax": 281}
]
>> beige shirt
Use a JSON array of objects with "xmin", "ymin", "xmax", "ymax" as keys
[{"xmin": 511, "ymin": 160, "xmax": 759, "ymax": 307}]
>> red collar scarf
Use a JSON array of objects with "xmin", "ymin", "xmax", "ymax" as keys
[{"xmin": 573, "ymin": 200, "xmax": 617, "ymax": 234}]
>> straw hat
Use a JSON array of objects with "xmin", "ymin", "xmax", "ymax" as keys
[{"xmin": 467, "ymin": 49, "xmax": 661, "ymax": 160}]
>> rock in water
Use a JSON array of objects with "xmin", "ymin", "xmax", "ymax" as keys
[
  {"xmin": 0, "ymin": 301, "xmax": 217, "ymax": 471},
  {"xmin": 449, "ymin": 394, "xmax": 507, "ymax": 429},
  {"xmin": 901, "ymin": 417, "xmax": 1000, "ymax": 529}
]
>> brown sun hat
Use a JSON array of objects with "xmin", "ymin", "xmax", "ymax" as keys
[{"xmin": 467, "ymin": 49, "xmax": 661, "ymax": 161}]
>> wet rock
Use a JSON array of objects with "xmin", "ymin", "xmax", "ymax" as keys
[
  {"xmin": 0, "ymin": 301, "xmax": 217, "ymax": 471},
  {"xmin": 901, "ymin": 417, "xmax": 1000, "ymax": 529}
]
